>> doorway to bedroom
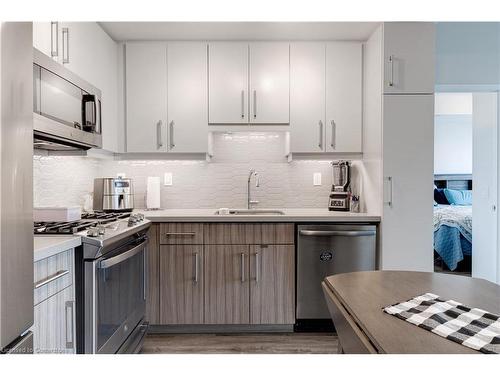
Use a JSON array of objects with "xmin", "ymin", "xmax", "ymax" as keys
[{"xmin": 433, "ymin": 92, "xmax": 498, "ymax": 281}]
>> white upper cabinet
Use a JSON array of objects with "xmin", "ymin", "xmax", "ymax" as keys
[
  {"xmin": 208, "ymin": 42, "xmax": 289, "ymax": 125},
  {"xmin": 249, "ymin": 43, "xmax": 290, "ymax": 124},
  {"xmin": 167, "ymin": 43, "xmax": 208, "ymax": 153},
  {"xmin": 33, "ymin": 22, "xmax": 53, "ymax": 58},
  {"xmin": 383, "ymin": 22, "xmax": 435, "ymax": 94},
  {"xmin": 125, "ymin": 42, "xmax": 208, "ymax": 153},
  {"xmin": 290, "ymin": 43, "xmax": 326, "ymax": 153},
  {"xmin": 325, "ymin": 42, "xmax": 363, "ymax": 153},
  {"xmin": 126, "ymin": 42, "xmax": 168, "ymax": 153},
  {"xmin": 208, "ymin": 43, "xmax": 248, "ymax": 124}
]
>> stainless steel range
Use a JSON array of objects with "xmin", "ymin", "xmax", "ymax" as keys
[{"xmin": 34, "ymin": 212, "xmax": 151, "ymax": 354}]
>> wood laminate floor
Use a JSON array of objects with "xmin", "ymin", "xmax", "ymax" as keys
[{"xmin": 141, "ymin": 333, "xmax": 339, "ymax": 354}]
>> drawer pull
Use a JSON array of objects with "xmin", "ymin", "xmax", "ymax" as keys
[
  {"xmin": 165, "ymin": 232, "xmax": 196, "ymax": 236},
  {"xmin": 34, "ymin": 270, "xmax": 69, "ymax": 289}
]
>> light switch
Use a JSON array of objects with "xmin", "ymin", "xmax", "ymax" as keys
[
  {"xmin": 164, "ymin": 172, "xmax": 173, "ymax": 186},
  {"xmin": 313, "ymin": 173, "xmax": 322, "ymax": 186}
]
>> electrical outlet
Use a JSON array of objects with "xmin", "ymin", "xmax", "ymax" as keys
[
  {"xmin": 164, "ymin": 172, "xmax": 173, "ymax": 186},
  {"xmin": 313, "ymin": 173, "xmax": 322, "ymax": 186}
]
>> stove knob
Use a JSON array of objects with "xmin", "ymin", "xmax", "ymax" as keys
[
  {"xmin": 87, "ymin": 227, "xmax": 99, "ymax": 237},
  {"xmin": 97, "ymin": 225, "xmax": 106, "ymax": 235}
]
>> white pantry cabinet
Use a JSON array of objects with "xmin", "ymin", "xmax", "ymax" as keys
[
  {"xmin": 126, "ymin": 42, "xmax": 208, "ymax": 153},
  {"xmin": 167, "ymin": 43, "xmax": 208, "ymax": 153},
  {"xmin": 249, "ymin": 43, "xmax": 290, "ymax": 124},
  {"xmin": 326, "ymin": 42, "xmax": 362, "ymax": 153},
  {"xmin": 383, "ymin": 22, "xmax": 435, "ymax": 94},
  {"xmin": 33, "ymin": 22, "xmax": 121, "ymax": 152},
  {"xmin": 290, "ymin": 43, "xmax": 326, "ymax": 153},
  {"xmin": 289, "ymin": 42, "xmax": 362, "ymax": 154},
  {"xmin": 126, "ymin": 42, "xmax": 168, "ymax": 152},
  {"xmin": 381, "ymin": 94, "xmax": 434, "ymax": 271},
  {"xmin": 208, "ymin": 42, "xmax": 248, "ymax": 124},
  {"xmin": 208, "ymin": 42, "xmax": 290, "ymax": 125}
]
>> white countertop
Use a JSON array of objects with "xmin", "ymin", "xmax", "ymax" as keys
[
  {"xmin": 138, "ymin": 208, "xmax": 381, "ymax": 223},
  {"xmin": 34, "ymin": 236, "xmax": 82, "ymax": 262}
]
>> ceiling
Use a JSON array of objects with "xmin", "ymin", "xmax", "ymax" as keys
[{"xmin": 99, "ymin": 22, "xmax": 380, "ymax": 42}]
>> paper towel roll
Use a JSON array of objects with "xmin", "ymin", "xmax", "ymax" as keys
[{"xmin": 146, "ymin": 176, "xmax": 161, "ymax": 209}]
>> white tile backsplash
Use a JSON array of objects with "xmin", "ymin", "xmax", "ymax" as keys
[{"xmin": 33, "ymin": 132, "xmax": 363, "ymax": 210}]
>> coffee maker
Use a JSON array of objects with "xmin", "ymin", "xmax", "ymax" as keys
[{"xmin": 329, "ymin": 160, "xmax": 351, "ymax": 211}]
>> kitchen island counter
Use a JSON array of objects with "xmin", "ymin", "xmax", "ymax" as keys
[
  {"xmin": 34, "ymin": 236, "xmax": 82, "ymax": 262},
  {"xmin": 139, "ymin": 208, "xmax": 380, "ymax": 223}
]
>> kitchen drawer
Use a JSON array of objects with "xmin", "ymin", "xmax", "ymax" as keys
[
  {"xmin": 159, "ymin": 223, "xmax": 204, "ymax": 244},
  {"xmin": 34, "ymin": 249, "xmax": 74, "ymax": 306},
  {"xmin": 204, "ymin": 223, "xmax": 256, "ymax": 244},
  {"xmin": 255, "ymin": 224, "xmax": 294, "ymax": 244},
  {"xmin": 204, "ymin": 223, "xmax": 294, "ymax": 244}
]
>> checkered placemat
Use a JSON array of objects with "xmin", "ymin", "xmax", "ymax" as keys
[{"xmin": 384, "ymin": 293, "xmax": 500, "ymax": 354}]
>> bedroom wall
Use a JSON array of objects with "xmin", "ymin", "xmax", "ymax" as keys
[{"xmin": 434, "ymin": 114, "xmax": 473, "ymax": 175}]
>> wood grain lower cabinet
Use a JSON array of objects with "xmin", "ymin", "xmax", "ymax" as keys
[
  {"xmin": 146, "ymin": 224, "xmax": 160, "ymax": 324},
  {"xmin": 250, "ymin": 245, "xmax": 295, "ymax": 324},
  {"xmin": 204, "ymin": 245, "xmax": 250, "ymax": 324},
  {"xmin": 148, "ymin": 223, "xmax": 296, "ymax": 327},
  {"xmin": 159, "ymin": 245, "xmax": 204, "ymax": 324},
  {"xmin": 33, "ymin": 286, "xmax": 75, "ymax": 354}
]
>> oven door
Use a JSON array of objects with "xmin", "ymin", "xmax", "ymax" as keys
[{"xmin": 87, "ymin": 237, "xmax": 147, "ymax": 354}]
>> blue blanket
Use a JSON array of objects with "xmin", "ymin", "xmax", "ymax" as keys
[
  {"xmin": 433, "ymin": 205, "xmax": 472, "ymax": 271},
  {"xmin": 434, "ymin": 225, "xmax": 472, "ymax": 270}
]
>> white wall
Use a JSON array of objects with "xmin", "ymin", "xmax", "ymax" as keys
[
  {"xmin": 436, "ymin": 22, "xmax": 500, "ymax": 89},
  {"xmin": 434, "ymin": 115, "xmax": 473, "ymax": 174}
]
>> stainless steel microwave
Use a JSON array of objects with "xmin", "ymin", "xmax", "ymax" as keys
[{"xmin": 33, "ymin": 48, "xmax": 102, "ymax": 151}]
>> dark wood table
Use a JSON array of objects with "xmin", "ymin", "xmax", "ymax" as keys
[{"xmin": 322, "ymin": 271, "xmax": 500, "ymax": 354}]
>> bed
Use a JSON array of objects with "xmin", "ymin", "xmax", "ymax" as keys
[{"xmin": 433, "ymin": 175, "xmax": 472, "ymax": 271}]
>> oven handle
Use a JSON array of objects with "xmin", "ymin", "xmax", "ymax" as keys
[{"xmin": 99, "ymin": 239, "xmax": 148, "ymax": 269}]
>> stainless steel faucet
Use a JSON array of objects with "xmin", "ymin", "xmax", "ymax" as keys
[{"xmin": 247, "ymin": 169, "xmax": 260, "ymax": 209}]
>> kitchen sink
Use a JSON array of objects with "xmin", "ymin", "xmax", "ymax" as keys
[{"xmin": 214, "ymin": 209, "xmax": 285, "ymax": 216}]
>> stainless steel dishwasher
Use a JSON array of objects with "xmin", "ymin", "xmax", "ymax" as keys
[{"xmin": 297, "ymin": 224, "xmax": 377, "ymax": 321}]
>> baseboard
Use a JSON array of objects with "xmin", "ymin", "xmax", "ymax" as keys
[{"xmin": 148, "ymin": 324, "xmax": 294, "ymax": 334}]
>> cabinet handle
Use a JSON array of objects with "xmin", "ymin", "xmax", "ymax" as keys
[
  {"xmin": 318, "ymin": 120, "xmax": 323, "ymax": 150},
  {"xmin": 50, "ymin": 22, "xmax": 58, "ymax": 58},
  {"xmin": 34, "ymin": 269, "xmax": 69, "ymax": 289},
  {"xmin": 156, "ymin": 120, "xmax": 163, "ymax": 149},
  {"xmin": 331, "ymin": 120, "xmax": 336, "ymax": 149},
  {"xmin": 62, "ymin": 27, "xmax": 69, "ymax": 64},
  {"xmin": 388, "ymin": 55, "xmax": 394, "ymax": 87},
  {"xmin": 253, "ymin": 90, "xmax": 257, "ymax": 119},
  {"xmin": 165, "ymin": 232, "xmax": 196, "ymax": 237},
  {"xmin": 169, "ymin": 121, "xmax": 175, "ymax": 149},
  {"xmin": 241, "ymin": 90, "xmax": 245, "ymax": 119},
  {"xmin": 65, "ymin": 301, "xmax": 75, "ymax": 350},
  {"xmin": 255, "ymin": 252, "xmax": 260, "ymax": 283},
  {"xmin": 240, "ymin": 253, "xmax": 245, "ymax": 283},
  {"xmin": 194, "ymin": 252, "xmax": 199, "ymax": 283},
  {"xmin": 384, "ymin": 176, "xmax": 393, "ymax": 207}
]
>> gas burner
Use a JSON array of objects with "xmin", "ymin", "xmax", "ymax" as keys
[
  {"xmin": 81, "ymin": 211, "xmax": 131, "ymax": 220},
  {"xmin": 34, "ymin": 211, "xmax": 131, "ymax": 235}
]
